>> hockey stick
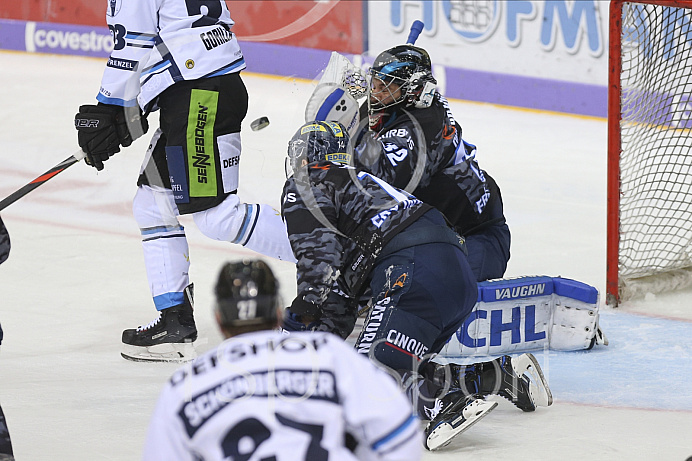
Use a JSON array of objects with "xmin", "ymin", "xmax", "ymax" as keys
[
  {"xmin": 0, "ymin": 149, "xmax": 86, "ymax": 212},
  {"xmin": 0, "ymin": 215, "xmax": 10, "ymax": 265},
  {"xmin": 406, "ymin": 20, "xmax": 424, "ymax": 45}
]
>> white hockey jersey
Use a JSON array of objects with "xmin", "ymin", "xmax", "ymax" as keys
[
  {"xmin": 142, "ymin": 331, "xmax": 423, "ymax": 461},
  {"xmin": 97, "ymin": 0, "xmax": 246, "ymax": 109}
]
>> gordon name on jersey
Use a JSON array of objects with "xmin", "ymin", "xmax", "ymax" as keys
[{"xmin": 99, "ymin": 0, "xmax": 246, "ymax": 108}]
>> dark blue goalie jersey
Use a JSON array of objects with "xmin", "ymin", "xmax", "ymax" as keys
[{"xmin": 355, "ymin": 94, "xmax": 505, "ymax": 236}]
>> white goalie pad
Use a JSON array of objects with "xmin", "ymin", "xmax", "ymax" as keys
[
  {"xmin": 438, "ymin": 276, "xmax": 607, "ymax": 358},
  {"xmin": 305, "ymin": 52, "xmax": 368, "ymax": 137},
  {"xmin": 305, "ymin": 83, "xmax": 360, "ymax": 137}
]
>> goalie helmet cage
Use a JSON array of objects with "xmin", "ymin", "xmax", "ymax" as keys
[{"xmin": 607, "ymin": 0, "xmax": 692, "ymax": 306}]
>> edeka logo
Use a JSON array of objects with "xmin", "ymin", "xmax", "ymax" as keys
[
  {"xmin": 457, "ymin": 304, "xmax": 547, "ymax": 349},
  {"xmin": 25, "ymin": 22, "xmax": 113, "ymax": 57}
]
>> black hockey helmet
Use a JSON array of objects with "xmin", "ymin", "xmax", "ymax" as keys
[
  {"xmin": 286, "ymin": 120, "xmax": 352, "ymax": 176},
  {"xmin": 368, "ymin": 44, "xmax": 437, "ymax": 111},
  {"xmin": 214, "ymin": 259, "xmax": 280, "ymax": 327}
]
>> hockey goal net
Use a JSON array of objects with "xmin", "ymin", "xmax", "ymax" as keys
[{"xmin": 607, "ymin": 0, "xmax": 692, "ymax": 305}]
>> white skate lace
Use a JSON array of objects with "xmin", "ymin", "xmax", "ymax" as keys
[{"xmin": 136, "ymin": 312, "xmax": 162, "ymax": 332}]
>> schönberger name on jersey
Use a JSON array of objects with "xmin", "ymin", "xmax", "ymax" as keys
[{"xmin": 180, "ymin": 368, "xmax": 338, "ymax": 437}]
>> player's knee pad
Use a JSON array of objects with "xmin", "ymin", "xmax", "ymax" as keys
[
  {"xmin": 355, "ymin": 299, "xmax": 442, "ymax": 373},
  {"xmin": 133, "ymin": 185, "xmax": 180, "ymax": 229}
]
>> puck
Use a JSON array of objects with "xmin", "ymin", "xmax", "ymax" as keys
[{"xmin": 251, "ymin": 116, "xmax": 270, "ymax": 131}]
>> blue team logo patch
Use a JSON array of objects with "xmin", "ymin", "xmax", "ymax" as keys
[{"xmin": 107, "ymin": 0, "xmax": 122, "ymax": 17}]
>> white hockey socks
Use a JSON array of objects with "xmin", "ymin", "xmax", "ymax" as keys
[{"xmin": 133, "ymin": 185, "xmax": 192, "ymax": 309}]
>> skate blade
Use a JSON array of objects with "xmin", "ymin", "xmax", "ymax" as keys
[
  {"xmin": 121, "ymin": 342, "xmax": 197, "ymax": 363},
  {"xmin": 425, "ymin": 399, "xmax": 497, "ymax": 451},
  {"xmin": 513, "ymin": 353, "xmax": 553, "ymax": 407}
]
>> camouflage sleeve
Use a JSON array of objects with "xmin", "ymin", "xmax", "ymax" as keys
[
  {"xmin": 282, "ymin": 180, "xmax": 344, "ymax": 309},
  {"xmin": 354, "ymin": 130, "xmax": 413, "ymax": 189},
  {"xmin": 354, "ymin": 116, "xmax": 449, "ymax": 193}
]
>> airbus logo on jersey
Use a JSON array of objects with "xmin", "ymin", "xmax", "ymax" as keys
[
  {"xmin": 200, "ymin": 26, "xmax": 233, "ymax": 51},
  {"xmin": 380, "ymin": 128, "xmax": 410, "ymax": 139}
]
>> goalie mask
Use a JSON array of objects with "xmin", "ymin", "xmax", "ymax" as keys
[
  {"xmin": 368, "ymin": 44, "xmax": 437, "ymax": 114},
  {"xmin": 286, "ymin": 120, "xmax": 352, "ymax": 178},
  {"xmin": 215, "ymin": 260, "xmax": 280, "ymax": 327}
]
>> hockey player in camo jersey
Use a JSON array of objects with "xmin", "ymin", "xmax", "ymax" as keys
[
  {"xmin": 281, "ymin": 121, "xmax": 552, "ymax": 450},
  {"xmin": 142, "ymin": 259, "xmax": 423, "ymax": 461},
  {"xmin": 311, "ymin": 45, "xmax": 510, "ymax": 282},
  {"xmin": 74, "ymin": 0, "xmax": 294, "ymax": 362},
  {"xmin": 363, "ymin": 45, "xmax": 510, "ymax": 283}
]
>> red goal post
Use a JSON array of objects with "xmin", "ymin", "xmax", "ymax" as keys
[{"xmin": 607, "ymin": 0, "xmax": 692, "ymax": 306}]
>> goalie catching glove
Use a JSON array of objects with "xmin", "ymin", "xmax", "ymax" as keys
[{"xmin": 74, "ymin": 104, "xmax": 148, "ymax": 170}]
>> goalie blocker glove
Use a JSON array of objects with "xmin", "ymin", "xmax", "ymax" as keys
[{"xmin": 74, "ymin": 103, "xmax": 148, "ymax": 170}]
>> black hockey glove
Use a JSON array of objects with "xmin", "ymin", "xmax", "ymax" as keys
[
  {"xmin": 74, "ymin": 104, "xmax": 148, "ymax": 171},
  {"xmin": 289, "ymin": 297, "xmax": 322, "ymax": 320}
]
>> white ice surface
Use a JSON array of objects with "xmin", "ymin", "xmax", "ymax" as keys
[{"xmin": 1, "ymin": 51, "xmax": 691, "ymax": 460}]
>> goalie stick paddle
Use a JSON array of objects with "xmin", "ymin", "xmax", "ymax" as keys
[{"xmin": 0, "ymin": 149, "xmax": 86, "ymax": 212}]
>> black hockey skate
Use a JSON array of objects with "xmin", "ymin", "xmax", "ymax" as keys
[
  {"xmin": 121, "ymin": 284, "xmax": 197, "ymax": 363},
  {"xmin": 453, "ymin": 353, "xmax": 553, "ymax": 411},
  {"xmin": 424, "ymin": 391, "xmax": 497, "ymax": 451}
]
